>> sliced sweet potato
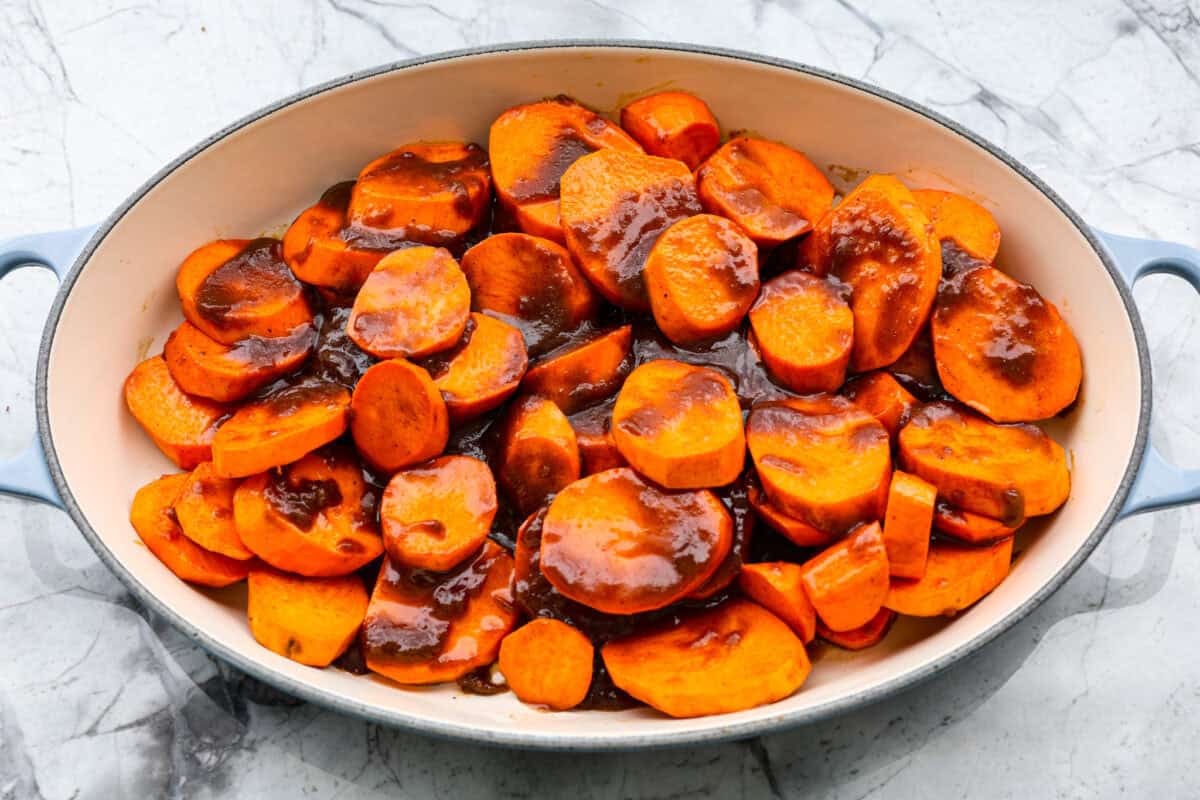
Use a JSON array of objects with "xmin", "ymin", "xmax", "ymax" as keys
[
  {"xmin": 611, "ymin": 359, "xmax": 745, "ymax": 489},
  {"xmin": 362, "ymin": 541, "xmax": 518, "ymax": 684},
  {"xmin": 124, "ymin": 355, "xmax": 230, "ymax": 470},
  {"xmin": 234, "ymin": 446, "xmax": 383, "ymax": 576},
  {"xmin": 346, "ymin": 246, "xmax": 470, "ymax": 359},
  {"xmin": 620, "ymin": 91, "xmax": 721, "ymax": 170},
  {"xmin": 643, "ymin": 213, "xmax": 760, "ymax": 345},
  {"xmin": 498, "ymin": 618, "xmax": 594, "ymax": 710},
  {"xmin": 885, "ymin": 537, "xmax": 1013, "ymax": 616},
  {"xmin": 380, "ymin": 455, "xmax": 497, "ymax": 572},
  {"xmin": 817, "ymin": 608, "xmax": 897, "ymax": 650},
  {"xmin": 497, "ymin": 395, "xmax": 580, "ymax": 515},
  {"xmin": 211, "ymin": 380, "xmax": 350, "ymax": 478},
  {"xmin": 460, "ymin": 232, "xmax": 598, "ymax": 356},
  {"xmin": 799, "ymin": 522, "xmax": 889, "ymax": 632},
  {"xmin": 932, "ymin": 250, "xmax": 1082, "ymax": 422},
  {"xmin": 560, "ymin": 149, "xmax": 702, "ymax": 310},
  {"xmin": 749, "ymin": 270, "xmax": 854, "ymax": 393},
  {"xmin": 281, "ymin": 181, "xmax": 386, "ymax": 292},
  {"xmin": 738, "ymin": 562, "xmax": 817, "ymax": 643},
  {"xmin": 418, "ymin": 313, "xmax": 527, "ymax": 423},
  {"xmin": 350, "ymin": 359, "xmax": 448, "ymax": 473},
  {"xmin": 346, "ymin": 142, "xmax": 491, "ymax": 247},
  {"xmin": 747, "ymin": 396, "xmax": 891, "ymax": 534},
  {"xmin": 177, "ymin": 238, "xmax": 313, "ymax": 345},
  {"xmin": 881, "ymin": 471, "xmax": 935, "ymax": 579},
  {"xmin": 912, "ymin": 189, "xmax": 1001, "ymax": 262},
  {"xmin": 129, "ymin": 473, "xmax": 250, "ymax": 587},
  {"xmin": 521, "ymin": 325, "xmax": 633, "ymax": 413},
  {"xmin": 163, "ymin": 320, "xmax": 315, "ymax": 403},
  {"xmin": 541, "ymin": 468, "xmax": 732, "ymax": 614},
  {"xmin": 602, "ymin": 598, "xmax": 810, "ymax": 718},
  {"xmin": 933, "ymin": 502, "xmax": 1023, "ymax": 544},
  {"xmin": 696, "ymin": 137, "xmax": 834, "ymax": 247},
  {"xmin": 827, "ymin": 175, "xmax": 942, "ymax": 371},
  {"xmin": 746, "ymin": 481, "xmax": 836, "ymax": 548},
  {"xmin": 247, "ymin": 567, "xmax": 368, "ymax": 667},
  {"xmin": 898, "ymin": 401, "xmax": 1069, "ymax": 520},
  {"xmin": 843, "ymin": 371, "xmax": 918, "ymax": 438},
  {"xmin": 172, "ymin": 462, "xmax": 253, "ymax": 560},
  {"xmin": 570, "ymin": 403, "xmax": 628, "ymax": 476},
  {"xmin": 489, "ymin": 96, "xmax": 642, "ymax": 243}
]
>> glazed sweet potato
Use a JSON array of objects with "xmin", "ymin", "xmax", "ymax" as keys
[
  {"xmin": 738, "ymin": 562, "xmax": 817, "ymax": 643},
  {"xmin": 912, "ymin": 189, "xmax": 1001, "ymax": 262},
  {"xmin": 418, "ymin": 313, "xmax": 527, "ymax": 423},
  {"xmin": 350, "ymin": 359, "xmax": 448, "ymax": 473},
  {"xmin": 933, "ymin": 502, "xmax": 1023, "ymax": 544},
  {"xmin": 163, "ymin": 320, "xmax": 315, "ymax": 403},
  {"xmin": 746, "ymin": 481, "xmax": 836, "ymax": 547},
  {"xmin": 843, "ymin": 371, "xmax": 918, "ymax": 438},
  {"xmin": 247, "ymin": 567, "xmax": 368, "ymax": 667},
  {"xmin": 570, "ymin": 404, "xmax": 628, "ymax": 476},
  {"xmin": 346, "ymin": 246, "xmax": 470, "ymax": 359},
  {"xmin": 795, "ymin": 208, "xmax": 832, "ymax": 276},
  {"xmin": 130, "ymin": 473, "xmax": 250, "ymax": 587},
  {"xmin": 885, "ymin": 537, "xmax": 1014, "ymax": 616},
  {"xmin": 211, "ymin": 380, "xmax": 350, "ymax": 478},
  {"xmin": 696, "ymin": 137, "xmax": 834, "ymax": 247},
  {"xmin": 643, "ymin": 214, "xmax": 760, "ymax": 345},
  {"xmin": 124, "ymin": 355, "xmax": 230, "ymax": 469},
  {"xmin": 817, "ymin": 608, "xmax": 897, "ymax": 650},
  {"xmin": 177, "ymin": 238, "xmax": 312, "ymax": 345},
  {"xmin": 620, "ymin": 91, "xmax": 721, "ymax": 170},
  {"xmin": 521, "ymin": 325, "xmax": 633, "ymax": 413},
  {"xmin": 497, "ymin": 395, "xmax": 580, "ymax": 515},
  {"xmin": 498, "ymin": 619, "xmax": 594, "ymax": 710},
  {"xmin": 932, "ymin": 250, "xmax": 1082, "ymax": 422},
  {"xmin": 560, "ymin": 149, "xmax": 702, "ymax": 310},
  {"xmin": 541, "ymin": 468, "xmax": 732, "ymax": 614},
  {"xmin": 281, "ymin": 182, "xmax": 386, "ymax": 292},
  {"xmin": 173, "ymin": 462, "xmax": 254, "ymax": 560},
  {"xmin": 380, "ymin": 455, "xmax": 498, "ymax": 572},
  {"xmin": 799, "ymin": 522, "xmax": 890, "ymax": 632},
  {"xmin": 749, "ymin": 270, "xmax": 854, "ymax": 393},
  {"xmin": 602, "ymin": 599, "xmax": 810, "ymax": 718},
  {"xmin": 688, "ymin": 489, "xmax": 755, "ymax": 600},
  {"xmin": 881, "ymin": 471, "xmax": 936, "ymax": 580},
  {"xmin": 898, "ymin": 401, "xmax": 1069, "ymax": 520},
  {"xmin": 489, "ymin": 97, "xmax": 642, "ymax": 242}
]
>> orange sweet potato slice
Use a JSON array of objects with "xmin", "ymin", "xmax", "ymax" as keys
[
  {"xmin": 129, "ymin": 473, "xmax": 250, "ymax": 587},
  {"xmin": 380, "ymin": 455, "xmax": 498, "ymax": 572},
  {"xmin": 521, "ymin": 324, "xmax": 633, "ymax": 413},
  {"xmin": 489, "ymin": 96, "xmax": 642, "ymax": 243},
  {"xmin": 211, "ymin": 380, "xmax": 349, "ymax": 478},
  {"xmin": 346, "ymin": 245, "xmax": 470, "ymax": 359},
  {"xmin": 696, "ymin": 137, "xmax": 834, "ymax": 247},
  {"xmin": 738, "ymin": 562, "xmax": 817, "ymax": 643},
  {"xmin": 933, "ymin": 502, "xmax": 1023, "ymax": 544},
  {"xmin": 747, "ymin": 396, "xmax": 891, "ymax": 534},
  {"xmin": 163, "ymin": 320, "xmax": 315, "ymax": 403},
  {"xmin": 570, "ymin": 404, "xmax": 628, "ymax": 476},
  {"xmin": 885, "ymin": 537, "xmax": 1013, "ymax": 616},
  {"xmin": 281, "ymin": 181, "xmax": 387, "ymax": 292},
  {"xmin": 912, "ymin": 189, "xmax": 1001, "ymax": 262},
  {"xmin": 817, "ymin": 608, "xmax": 897, "ymax": 650},
  {"xmin": 247, "ymin": 567, "xmax": 368, "ymax": 667},
  {"xmin": 843, "ymin": 371, "xmax": 918, "ymax": 438},
  {"xmin": 611, "ymin": 359, "xmax": 745, "ymax": 489},
  {"xmin": 644, "ymin": 213, "xmax": 760, "ymax": 345},
  {"xmin": 602, "ymin": 598, "xmax": 810, "ymax": 718},
  {"xmin": 746, "ymin": 481, "xmax": 837, "ymax": 548},
  {"xmin": 233, "ymin": 446, "xmax": 383, "ymax": 576},
  {"xmin": 177, "ymin": 238, "xmax": 313, "ymax": 345},
  {"xmin": 898, "ymin": 401, "xmax": 1069, "ymax": 520},
  {"xmin": 363, "ymin": 541, "xmax": 518, "ymax": 684},
  {"xmin": 932, "ymin": 251, "xmax": 1082, "ymax": 422},
  {"xmin": 560, "ymin": 149, "xmax": 702, "ymax": 311},
  {"xmin": 417, "ymin": 313, "xmax": 527, "ymax": 423},
  {"xmin": 124, "ymin": 355, "xmax": 230, "ymax": 470},
  {"xmin": 541, "ymin": 467, "xmax": 732, "ymax": 614},
  {"xmin": 799, "ymin": 522, "xmax": 890, "ymax": 632},
  {"xmin": 498, "ymin": 619, "xmax": 594, "ymax": 710},
  {"xmin": 350, "ymin": 359, "xmax": 448, "ymax": 473},
  {"xmin": 881, "ymin": 471, "xmax": 936, "ymax": 579},
  {"xmin": 172, "ymin": 462, "xmax": 253, "ymax": 560},
  {"xmin": 497, "ymin": 395, "xmax": 581, "ymax": 515},
  {"xmin": 620, "ymin": 91, "xmax": 721, "ymax": 170},
  {"xmin": 749, "ymin": 270, "xmax": 854, "ymax": 393}
]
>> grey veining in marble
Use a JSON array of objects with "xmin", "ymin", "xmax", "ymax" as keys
[{"xmin": 3, "ymin": 1, "xmax": 1200, "ymax": 797}]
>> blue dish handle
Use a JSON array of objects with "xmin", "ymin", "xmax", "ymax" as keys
[
  {"xmin": 0, "ymin": 226, "xmax": 96, "ymax": 508},
  {"xmin": 1097, "ymin": 229, "xmax": 1200, "ymax": 518}
]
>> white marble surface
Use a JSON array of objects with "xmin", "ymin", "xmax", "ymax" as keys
[{"xmin": 3, "ymin": 0, "xmax": 1200, "ymax": 797}]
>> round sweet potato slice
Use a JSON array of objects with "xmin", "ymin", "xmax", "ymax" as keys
[
  {"xmin": 612, "ymin": 360, "xmax": 745, "ymax": 489},
  {"xmin": 885, "ymin": 537, "xmax": 1014, "ymax": 616},
  {"xmin": 933, "ymin": 502, "xmax": 1023, "ymax": 544},
  {"xmin": 898, "ymin": 401, "xmax": 1069, "ymax": 520},
  {"xmin": 124, "ymin": 355, "xmax": 230, "ymax": 470},
  {"xmin": 799, "ymin": 522, "xmax": 889, "ymax": 632},
  {"xmin": 247, "ymin": 567, "xmax": 368, "ymax": 667},
  {"xmin": 498, "ymin": 619, "xmax": 594, "ymax": 711},
  {"xmin": 738, "ymin": 562, "xmax": 817, "ymax": 643},
  {"xmin": 521, "ymin": 325, "xmax": 633, "ymax": 413},
  {"xmin": 417, "ymin": 313, "xmax": 527, "ymax": 423},
  {"xmin": 843, "ymin": 371, "xmax": 918, "ymax": 438},
  {"xmin": 560, "ymin": 149, "xmax": 702, "ymax": 311},
  {"xmin": 912, "ymin": 189, "xmax": 1001, "ymax": 263},
  {"xmin": 746, "ymin": 481, "xmax": 836, "ymax": 548},
  {"xmin": 540, "ymin": 467, "xmax": 732, "ymax": 614},
  {"xmin": 497, "ymin": 395, "xmax": 580, "ymax": 515},
  {"xmin": 749, "ymin": 270, "xmax": 854, "ymax": 393},
  {"xmin": 620, "ymin": 91, "xmax": 721, "ymax": 171},
  {"xmin": 644, "ymin": 214, "xmax": 760, "ymax": 345},
  {"xmin": 602, "ymin": 598, "xmax": 810, "ymax": 718},
  {"xmin": 817, "ymin": 608, "xmax": 897, "ymax": 650},
  {"xmin": 163, "ymin": 320, "xmax": 315, "ymax": 403},
  {"xmin": 380, "ymin": 455, "xmax": 498, "ymax": 572},
  {"xmin": 282, "ymin": 181, "xmax": 387, "ymax": 292},
  {"xmin": 696, "ymin": 137, "xmax": 834, "ymax": 247},
  {"xmin": 350, "ymin": 359, "xmax": 448, "ymax": 473},
  {"xmin": 173, "ymin": 462, "xmax": 254, "ymax": 560}
]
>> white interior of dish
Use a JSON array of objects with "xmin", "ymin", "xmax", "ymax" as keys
[{"xmin": 44, "ymin": 46, "xmax": 1142, "ymax": 745}]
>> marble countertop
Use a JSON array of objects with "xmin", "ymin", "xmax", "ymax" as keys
[{"xmin": 3, "ymin": 1, "xmax": 1200, "ymax": 797}]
